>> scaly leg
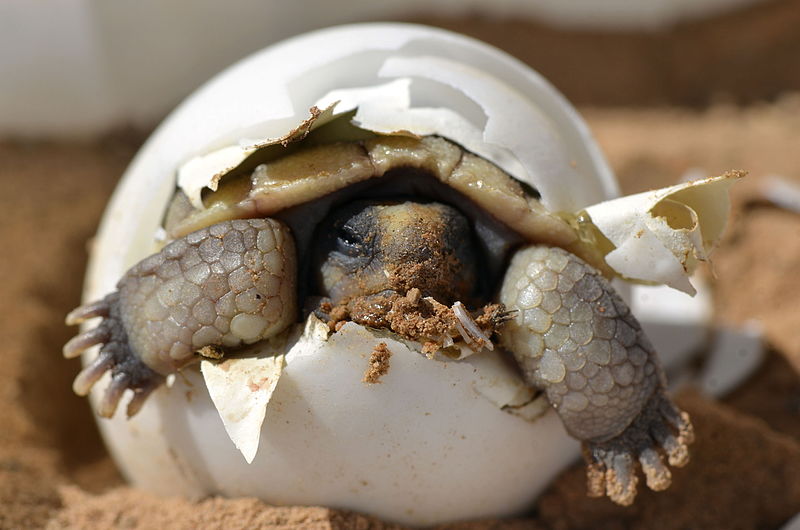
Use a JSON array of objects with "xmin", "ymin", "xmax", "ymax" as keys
[
  {"xmin": 499, "ymin": 245, "xmax": 693, "ymax": 506},
  {"xmin": 65, "ymin": 218, "xmax": 296, "ymax": 418}
]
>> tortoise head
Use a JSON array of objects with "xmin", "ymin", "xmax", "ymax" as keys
[{"xmin": 313, "ymin": 200, "xmax": 479, "ymax": 306}]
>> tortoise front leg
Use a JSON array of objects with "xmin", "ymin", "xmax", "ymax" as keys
[
  {"xmin": 499, "ymin": 246, "xmax": 693, "ymax": 506},
  {"xmin": 64, "ymin": 218, "xmax": 296, "ymax": 418}
]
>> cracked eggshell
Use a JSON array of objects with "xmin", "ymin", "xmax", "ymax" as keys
[
  {"xmin": 585, "ymin": 173, "xmax": 741, "ymax": 294},
  {"xmin": 81, "ymin": 23, "xmax": 627, "ymax": 526}
]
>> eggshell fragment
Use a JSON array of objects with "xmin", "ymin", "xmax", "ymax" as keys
[
  {"xmin": 632, "ymin": 281, "xmax": 712, "ymax": 367},
  {"xmin": 201, "ymin": 355, "xmax": 284, "ymax": 464},
  {"xmin": 585, "ymin": 172, "xmax": 741, "ymax": 294},
  {"xmin": 172, "ymin": 24, "xmax": 619, "ymax": 216},
  {"xmin": 761, "ymin": 175, "xmax": 800, "ymax": 213},
  {"xmin": 177, "ymin": 104, "xmax": 339, "ymax": 210},
  {"xmin": 699, "ymin": 321, "xmax": 764, "ymax": 397}
]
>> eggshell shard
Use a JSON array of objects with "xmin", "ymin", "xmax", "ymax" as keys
[
  {"xmin": 761, "ymin": 175, "xmax": 800, "ymax": 214},
  {"xmin": 201, "ymin": 355, "xmax": 284, "ymax": 464},
  {"xmin": 584, "ymin": 172, "xmax": 742, "ymax": 294},
  {"xmin": 77, "ymin": 23, "xmax": 737, "ymax": 526},
  {"xmin": 169, "ymin": 25, "xmax": 619, "ymax": 217}
]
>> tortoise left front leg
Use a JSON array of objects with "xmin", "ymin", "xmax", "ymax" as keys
[
  {"xmin": 499, "ymin": 246, "xmax": 694, "ymax": 506},
  {"xmin": 64, "ymin": 218, "xmax": 297, "ymax": 418}
]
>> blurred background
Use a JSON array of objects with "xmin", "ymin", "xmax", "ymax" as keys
[
  {"xmin": 2, "ymin": 0, "xmax": 800, "ymax": 136},
  {"xmin": 2, "ymin": 1, "xmax": 799, "ymax": 529}
]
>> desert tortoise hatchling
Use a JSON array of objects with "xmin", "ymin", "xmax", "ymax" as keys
[{"xmin": 65, "ymin": 132, "xmax": 693, "ymax": 506}]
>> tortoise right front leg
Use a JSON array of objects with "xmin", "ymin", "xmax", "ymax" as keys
[
  {"xmin": 64, "ymin": 218, "xmax": 296, "ymax": 418},
  {"xmin": 499, "ymin": 245, "xmax": 693, "ymax": 506}
]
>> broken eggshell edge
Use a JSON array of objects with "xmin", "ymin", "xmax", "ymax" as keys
[{"xmin": 79, "ymin": 23, "xmax": 704, "ymax": 526}]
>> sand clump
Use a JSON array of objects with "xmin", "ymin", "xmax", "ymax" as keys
[
  {"xmin": 363, "ymin": 342, "xmax": 392, "ymax": 384},
  {"xmin": 321, "ymin": 289, "xmax": 506, "ymax": 356}
]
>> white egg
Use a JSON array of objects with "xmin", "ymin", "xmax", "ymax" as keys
[{"xmin": 77, "ymin": 23, "xmax": 728, "ymax": 526}]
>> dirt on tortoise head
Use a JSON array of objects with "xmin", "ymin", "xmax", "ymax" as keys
[
  {"xmin": 319, "ymin": 288, "xmax": 508, "ymax": 356},
  {"xmin": 378, "ymin": 202, "xmax": 477, "ymax": 305}
]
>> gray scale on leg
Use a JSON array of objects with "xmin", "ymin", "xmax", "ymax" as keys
[
  {"xmin": 64, "ymin": 218, "xmax": 296, "ymax": 418},
  {"xmin": 499, "ymin": 245, "xmax": 693, "ymax": 505}
]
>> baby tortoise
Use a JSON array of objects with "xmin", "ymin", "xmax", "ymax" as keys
[{"xmin": 65, "ymin": 135, "xmax": 693, "ymax": 505}]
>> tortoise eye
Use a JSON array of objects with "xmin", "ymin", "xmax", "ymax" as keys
[
  {"xmin": 337, "ymin": 225, "xmax": 360, "ymax": 245},
  {"xmin": 335, "ymin": 226, "xmax": 364, "ymax": 256}
]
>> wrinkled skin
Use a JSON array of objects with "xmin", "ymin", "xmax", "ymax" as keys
[{"xmin": 65, "ymin": 140, "xmax": 693, "ymax": 506}]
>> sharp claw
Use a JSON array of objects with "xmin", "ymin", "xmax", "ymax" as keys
[
  {"xmin": 63, "ymin": 327, "xmax": 110, "ymax": 359},
  {"xmin": 665, "ymin": 437, "xmax": 691, "ymax": 468},
  {"xmin": 73, "ymin": 352, "xmax": 113, "ymax": 395},
  {"xmin": 606, "ymin": 452, "xmax": 638, "ymax": 506},
  {"xmin": 659, "ymin": 403, "xmax": 695, "ymax": 449},
  {"xmin": 659, "ymin": 399, "xmax": 692, "ymax": 436},
  {"xmin": 651, "ymin": 420, "xmax": 691, "ymax": 468},
  {"xmin": 65, "ymin": 298, "xmax": 111, "ymax": 325},
  {"xmin": 639, "ymin": 448, "xmax": 672, "ymax": 491},
  {"xmin": 581, "ymin": 390, "xmax": 695, "ymax": 505},
  {"xmin": 585, "ymin": 454, "xmax": 607, "ymax": 498},
  {"xmin": 65, "ymin": 291, "xmax": 167, "ymax": 419},
  {"xmin": 676, "ymin": 411, "xmax": 695, "ymax": 445},
  {"xmin": 493, "ymin": 309, "xmax": 518, "ymax": 325},
  {"xmin": 125, "ymin": 379, "xmax": 161, "ymax": 418},
  {"xmin": 98, "ymin": 373, "xmax": 130, "ymax": 418}
]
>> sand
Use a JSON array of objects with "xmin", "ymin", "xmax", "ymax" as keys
[{"xmin": 4, "ymin": 6, "xmax": 800, "ymax": 528}]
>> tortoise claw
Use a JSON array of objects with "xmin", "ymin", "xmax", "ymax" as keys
[
  {"xmin": 66, "ymin": 293, "xmax": 165, "ymax": 418},
  {"xmin": 98, "ymin": 373, "xmax": 130, "ymax": 418},
  {"xmin": 125, "ymin": 379, "xmax": 161, "ymax": 418},
  {"xmin": 63, "ymin": 326, "xmax": 111, "ymax": 359},
  {"xmin": 583, "ymin": 391, "xmax": 693, "ymax": 506},
  {"xmin": 65, "ymin": 297, "xmax": 111, "ymax": 325},
  {"xmin": 72, "ymin": 351, "xmax": 114, "ymax": 396}
]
